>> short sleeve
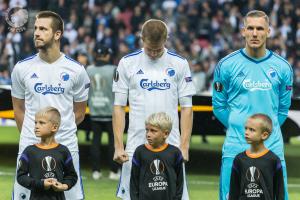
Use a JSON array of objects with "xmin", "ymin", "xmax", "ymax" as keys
[
  {"xmin": 11, "ymin": 63, "xmax": 25, "ymax": 99},
  {"xmin": 73, "ymin": 67, "xmax": 90, "ymax": 102},
  {"xmin": 112, "ymin": 58, "xmax": 129, "ymax": 94},
  {"xmin": 177, "ymin": 60, "xmax": 196, "ymax": 98}
]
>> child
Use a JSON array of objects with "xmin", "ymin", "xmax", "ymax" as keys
[
  {"xmin": 130, "ymin": 112, "xmax": 184, "ymax": 200},
  {"xmin": 17, "ymin": 106, "xmax": 78, "ymax": 200},
  {"xmin": 229, "ymin": 114, "xmax": 284, "ymax": 200}
]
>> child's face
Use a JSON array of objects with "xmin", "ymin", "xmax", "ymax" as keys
[
  {"xmin": 245, "ymin": 118, "xmax": 268, "ymax": 144},
  {"xmin": 34, "ymin": 114, "xmax": 57, "ymax": 138},
  {"xmin": 146, "ymin": 124, "xmax": 168, "ymax": 148}
]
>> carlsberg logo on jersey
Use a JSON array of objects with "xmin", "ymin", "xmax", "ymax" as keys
[
  {"xmin": 243, "ymin": 79, "xmax": 272, "ymax": 91},
  {"xmin": 140, "ymin": 79, "xmax": 171, "ymax": 91},
  {"xmin": 34, "ymin": 83, "xmax": 65, "ymax": 95}
]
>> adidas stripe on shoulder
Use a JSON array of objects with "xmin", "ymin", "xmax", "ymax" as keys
[
  {"xmin": 18, "ymin": 54, "xmax": 37, "ymax": 64},
  {"xmin": 124, "ymin": 50, "xmax": 143, "ymax": 58}
]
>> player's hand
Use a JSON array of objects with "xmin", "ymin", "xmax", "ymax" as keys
[
  {"xmin": 113, "ymin": 148, "xmax": 129, "ymax": 164},
  {"xmin": 180, "ymin": 146, "xmax": 189, "ymax": 162},
  {"xmin": 43, "ymin": 178, "xmax": 55, "ymax": 190},
  {"xmin": 52, "ymin": 181, "xmax": 68, "ymax": 192}
]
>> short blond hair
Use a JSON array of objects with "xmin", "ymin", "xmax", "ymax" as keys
[
  {"xmin": 249, "ymin": 113, "xmax": 272, "ymax": 134},
  {"xmin": 141, "ymin": 19, "xmax": 168, "ymax": 44},
  {"xmin": 244, "ymin": 10, "xmax": 269, "ymax": 26},
  {"xmin": 145, "ymin": 112, "xmax": 172, "ymax": 133},
  {"xmin": 35, "ymin": 106, "xmax": 61, "ymax": 127}
]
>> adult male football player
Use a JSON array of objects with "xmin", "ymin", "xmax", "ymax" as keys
[
  {"xmin": 113, "ymin": 19, "xmax": 195, "ymax": 199},
  {"xmin": 212, "ymin": 10, "xmax": 292, "ymax": 200},
  {"xmin": 11, "ymin": 11, "xmax": 90, "ymax": 200}
]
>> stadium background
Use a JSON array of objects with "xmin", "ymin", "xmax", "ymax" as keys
[{"xmin": 0, "ymin": 0, "xmax": 300, "ymax": 199}]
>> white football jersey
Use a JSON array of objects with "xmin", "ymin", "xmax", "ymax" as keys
[
  {"xmin": 11, "ymin": 53, "xmax": 90, "ymax": 153},
  {"xmin": 113, "ymin": 48, "xmax": 196, "ymax": 154}
]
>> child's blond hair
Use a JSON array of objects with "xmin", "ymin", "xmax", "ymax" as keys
[
  {"xmin": 145, "ymin": 112, "xmax": 172, "ymax": 133},
  {"xmin": 249, "ymin": 113, "xmax": 272, "ymax": 134},
  {"xmin": 35, "ymin": 106, "xmax": 61, "ymax": 128}
]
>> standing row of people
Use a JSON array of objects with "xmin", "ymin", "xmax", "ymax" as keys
[{"xmin": 11, "ymin": 9, "xmax": 291, "ymax": 200}]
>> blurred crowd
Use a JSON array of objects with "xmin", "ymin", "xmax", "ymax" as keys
[{"xmin": 0, "ymin": 0, "xmax": 300, "ymax": 98}]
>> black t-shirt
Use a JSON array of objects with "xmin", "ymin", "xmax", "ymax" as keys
[
  {"xmin": 17, "ymin": 144, "xmax": 78, "ymax": 200},
  {"xmin": 229, "ymin": 150, "xmax": 284, "ymax": 200},
  {"xmin": 130, "ymin": 143, "xmax": 183, "ymax": 200}
]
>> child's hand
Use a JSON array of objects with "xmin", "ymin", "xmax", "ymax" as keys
[
  {"xmin": 43, "ymin": 178, "xmax": 54, "ymax": 190},
  {"xmin": 52, "ymin": 181, "xmax": 68, "ymax": 192}
]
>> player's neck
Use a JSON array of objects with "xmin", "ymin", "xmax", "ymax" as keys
[
  {"xmin": 249, "ymin": 143, "xmax": 267, "ymax": 154},
  {"xmin": 245, "ymin": 45, "xmax": 266, "ymax": 59},
  {"xmin": 38, "ymin": 45, "xmax": 61, "ymax": 64},
  {"xmin": 40, "ymin": 136, "xmax": 57, "ymax": 146}
]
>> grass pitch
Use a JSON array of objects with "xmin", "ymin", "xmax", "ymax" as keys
[{"xmin": 0, "ymin": 126, "xmax": 300, "ymax": 199}]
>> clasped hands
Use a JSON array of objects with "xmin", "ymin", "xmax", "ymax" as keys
[{"xmin": 43, "ymin": 178, "xmax": 68, "ymax": 191}]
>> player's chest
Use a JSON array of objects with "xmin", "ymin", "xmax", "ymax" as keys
[
  {"xmin": 24, "ymin": 66, "xmax": 74, "ymax": 95},
  {"xmin": 229, "ymin": 64, "xmax": 280, "ymax": 92},
  {"xmin": 129, "ymin": 66, "xmax": 178, "ymax": 92}
]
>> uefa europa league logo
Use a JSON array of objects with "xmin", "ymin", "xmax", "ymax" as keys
[
  {"xmin": 5, "ymin": 7, "xmax": 28, "ymax": 32},
  {"xmin": 249, "ymin": 166, "xmax": 256, "ymax": 182},
  {"xmin": 246, "ymin": 166, "xmax": 260, "ymax": 182},
  {"xmin": 42, "ymin": 156, "xmax": 56, "ymax": 171},
  {"xmin": 154, "ymin": 159, "xmax": 160, "ymax": 175},
  {"xmin": 150, "ymin": 159, "xmax": 165, "ymax": 175}
]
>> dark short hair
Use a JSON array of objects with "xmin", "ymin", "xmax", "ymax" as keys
[
  {"xmin": 94, "ymin": 43, "xmax": 113, "ymax": 56},
  {"xmin": 36, "ymin": 11, "xmax": 64, "ymax": 34}
]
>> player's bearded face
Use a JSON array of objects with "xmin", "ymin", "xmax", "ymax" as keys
[
  {"xmin": 143, "ymin": 40, "xmax": 165, "ymax": 60},
  {"xmin": 34, "ymin": 18, "xmax": 56, "ymax": 50},
  {"xmin": 242, "ymin": 17, "xmax": 270, "ymax": 50}
]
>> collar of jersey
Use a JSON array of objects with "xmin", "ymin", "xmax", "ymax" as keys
[
  {"xmin": 143, "ymin": 48, "xmax": 167, "ymax": 62},
  {"xmin": 145, "ymin": 143, "xmax": 168, "ymax": 152},
  {"xmin": 37, "ymin": 53, "xmax": 64, "ymax": 65},
  {"xmin": 246, "ymin": 148, "xmax": 269, "ymax": 158},
  {"xmin": 35, "ymin": 143, "xmax": 59, "ymax": 150},
  {"xmin": 240, "ymin": 48, "xmax": 273, "ymax": 64}
]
